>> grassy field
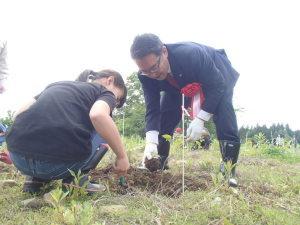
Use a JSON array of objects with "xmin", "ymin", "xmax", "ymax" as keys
[{"xmin": 0, "ymin": 137, "xmax": 300, "ymax": 225}]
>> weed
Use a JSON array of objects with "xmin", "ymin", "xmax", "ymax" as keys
[
  {"xmin": 63, "ymin": 200, "xmax": 93, "ymax": 225},
  {"xmin": 47, "ymin": 188, "xmax": 69, "ymax": 211}
]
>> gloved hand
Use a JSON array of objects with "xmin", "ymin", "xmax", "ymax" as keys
[
  {"xmin": 186, "ymin": 117, "xmax": 208, "ymax": 141},
  {"xmin": 140, "ymin": 131, "xmax": 159, "ymax": 168},
  {"xmin": 142, "ymin": 142, "xmax": 158, "ymax": 165}
]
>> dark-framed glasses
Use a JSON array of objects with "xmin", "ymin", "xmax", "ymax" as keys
[{"xmin": 139, "ymin": 54, "xmax": 162, "ymax": 76}]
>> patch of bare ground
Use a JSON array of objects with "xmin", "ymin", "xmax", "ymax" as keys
[{"xmin": 90, "ymin": 165, "xmax": 212, "ymax": 197}]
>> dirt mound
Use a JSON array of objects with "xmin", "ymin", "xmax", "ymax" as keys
[
  {"xmin": 90, "ymin": 165, "xmax": 212, "ymax": 197},
  {"xmin": 144, "ymin": 158, "xmax": 161, "ymax": 172}
]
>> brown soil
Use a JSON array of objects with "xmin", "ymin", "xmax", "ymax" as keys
[
  {"xmin": 90, "ymin": 165, "xmax": 212, "ymax": 197},
  {"xmin": 144, "ymin": 158, "xmax": 161, "ymax": 172}
]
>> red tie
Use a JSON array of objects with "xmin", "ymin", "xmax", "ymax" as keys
[{"xmin": 166, "ymin": 73, "xmax": 180, "ymax": 89}]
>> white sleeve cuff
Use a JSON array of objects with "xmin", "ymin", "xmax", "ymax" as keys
[
  {"xmin": 146, "ymin": 130, "xmax": 159, "ymax": 145},
  {"xmin": 196, "ymin": 110, "xmax": 213, "ymax": 122}
]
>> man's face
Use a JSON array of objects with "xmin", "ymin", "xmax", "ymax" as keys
[{"xmin": 135, "ymin": 46, "xmax": 169, "ymax": 80}]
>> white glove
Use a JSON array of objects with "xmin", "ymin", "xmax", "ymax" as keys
[
  {"xmin": 186, "ymin": 117, "xmax": 208, "ymax": 141},
  {"xmin": 143, "ymin": 142, "xmax": 158, "ymax": 160},
  {"xmin": 140, "ymin": 130, "xmax": 159, "ymax": 167}
]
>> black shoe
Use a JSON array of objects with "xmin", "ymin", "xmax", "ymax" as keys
[
  {"xmin": 220, "ymin": 161, "xmax": 238, "ymax": 187},
  {"xmin": 228, "ymin": 166, "xmax": 238, "ymax": 187},
  {"xmin": 219, "ymin": 140, "xmax": 240, "ymax": 187},
  {"xmin": 228, "ymin": 177, "xmax": 238, "ymax": 187},
  {"xmin": 22, "ymin": 176, "xmax": 50, "ymax": 194}
]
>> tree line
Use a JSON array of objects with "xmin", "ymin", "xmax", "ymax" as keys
[{"xmin": 239, "ymin": 124, "xmax": 300, "ymax": 144}]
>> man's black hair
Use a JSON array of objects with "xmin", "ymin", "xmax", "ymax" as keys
[
  {"xmin": 76, "ymin": 69, "xmax": 127, "ymax": 108},
  {"xmin": 130, "ymin": 33, "xmax": 163, "ymax": 59}
]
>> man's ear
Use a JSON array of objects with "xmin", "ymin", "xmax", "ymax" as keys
[{"xmin": 162, "ymin": 45, "xmax": 168, "ymax": 57}]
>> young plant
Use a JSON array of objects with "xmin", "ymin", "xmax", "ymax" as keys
[
  {"xmin": 66, "ymin": 169, "xmax": 88, "ymax": 199},
  {"xmin": 46, "ymin": 188, "xmax": 69, "ymax": 211},
  {"xmin": 63, "ymin": 200, "xmax": 94, "ymax": 225},
  {"xmin": 211, "ymin": 172, "xmax": 224, "ymax": 187}
]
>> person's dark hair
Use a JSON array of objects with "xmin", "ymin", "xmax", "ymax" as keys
[
  {"xmin": 130, "ymin": 33, "xmax": 163, "ymax": 59},
  {"xmin": 76, "ymin": 69, "xmax": 127, "ymax": 108}
]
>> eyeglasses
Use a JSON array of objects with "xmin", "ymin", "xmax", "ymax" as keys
[{"xmin": 139, "ymin": 54, "xmax": 162, "ymax": 76}]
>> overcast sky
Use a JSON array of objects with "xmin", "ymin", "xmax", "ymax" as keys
[{"xmin": 1, "ymin": 0, "xmax": 299, "ymax": 130}]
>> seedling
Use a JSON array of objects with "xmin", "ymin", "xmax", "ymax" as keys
[
  {"xmin": 47, "ymin": 188, "xmax": 69, "ymax": 211},
  {"xmin": 66, "ymin": 169, "xmax": 88, "ymax": 198}
]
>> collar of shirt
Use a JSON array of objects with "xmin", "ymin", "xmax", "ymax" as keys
[{"xmin": 167, "ymin": 65, "xmax": 172, "ymax": 76}]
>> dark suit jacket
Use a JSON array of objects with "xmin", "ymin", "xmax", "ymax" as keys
[{"xmin": 138, "ymin": 42, "xmax": 239, "ymax": 132}]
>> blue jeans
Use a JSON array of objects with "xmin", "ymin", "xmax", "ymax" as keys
[{"xmin": 10, "ymin": 132, "xmax": 107, "ymax": 181}]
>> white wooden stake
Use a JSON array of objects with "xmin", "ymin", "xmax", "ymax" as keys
[
  {"xmin": 122, "ymin": 108, "xmax": 125, "ymax": 137},
  {"xmin": 181, "ymin": 93, "xmax": 185, "ymax": 194}
]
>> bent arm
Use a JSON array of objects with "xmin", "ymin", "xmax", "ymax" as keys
[{"xmin": 89, "ymin": 100, "xmax": 127, "ymax": 159}]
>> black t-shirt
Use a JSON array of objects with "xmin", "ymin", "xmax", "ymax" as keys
[{"xmin": 6, "ymin": 81, "xmax": 116, "ymax": 162}]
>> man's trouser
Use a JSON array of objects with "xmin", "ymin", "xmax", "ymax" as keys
[
  {"xmin": 213, "ymin": 86, "xmax": 240, "ymax": 171},
  {"xmin": 158, "ymin": 91, "xmax": 189, "ymax": 160}
]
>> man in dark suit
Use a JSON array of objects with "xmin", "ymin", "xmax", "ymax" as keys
[{"xmin": 130, "ymin": 33, "xmax": 240, "ymax": 186}]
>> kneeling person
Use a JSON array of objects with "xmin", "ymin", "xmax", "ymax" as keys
[{"xmin": 6, "ymin": 69, "xmax": 129, "ymax": 194}]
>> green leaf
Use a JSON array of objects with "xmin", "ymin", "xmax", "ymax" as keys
[{"xmin": 162, "ymin": 134, "xmax": 172, "ymax": 142}]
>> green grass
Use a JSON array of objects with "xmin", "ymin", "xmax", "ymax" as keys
[{"xmin": 1, "ymin": 138, "xmax": 300, "ymax": 225}]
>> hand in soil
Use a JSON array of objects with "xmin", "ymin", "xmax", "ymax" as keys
[{"xmin": 114, "ymin": 155, "xmax": 130, "ymax": 173}]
